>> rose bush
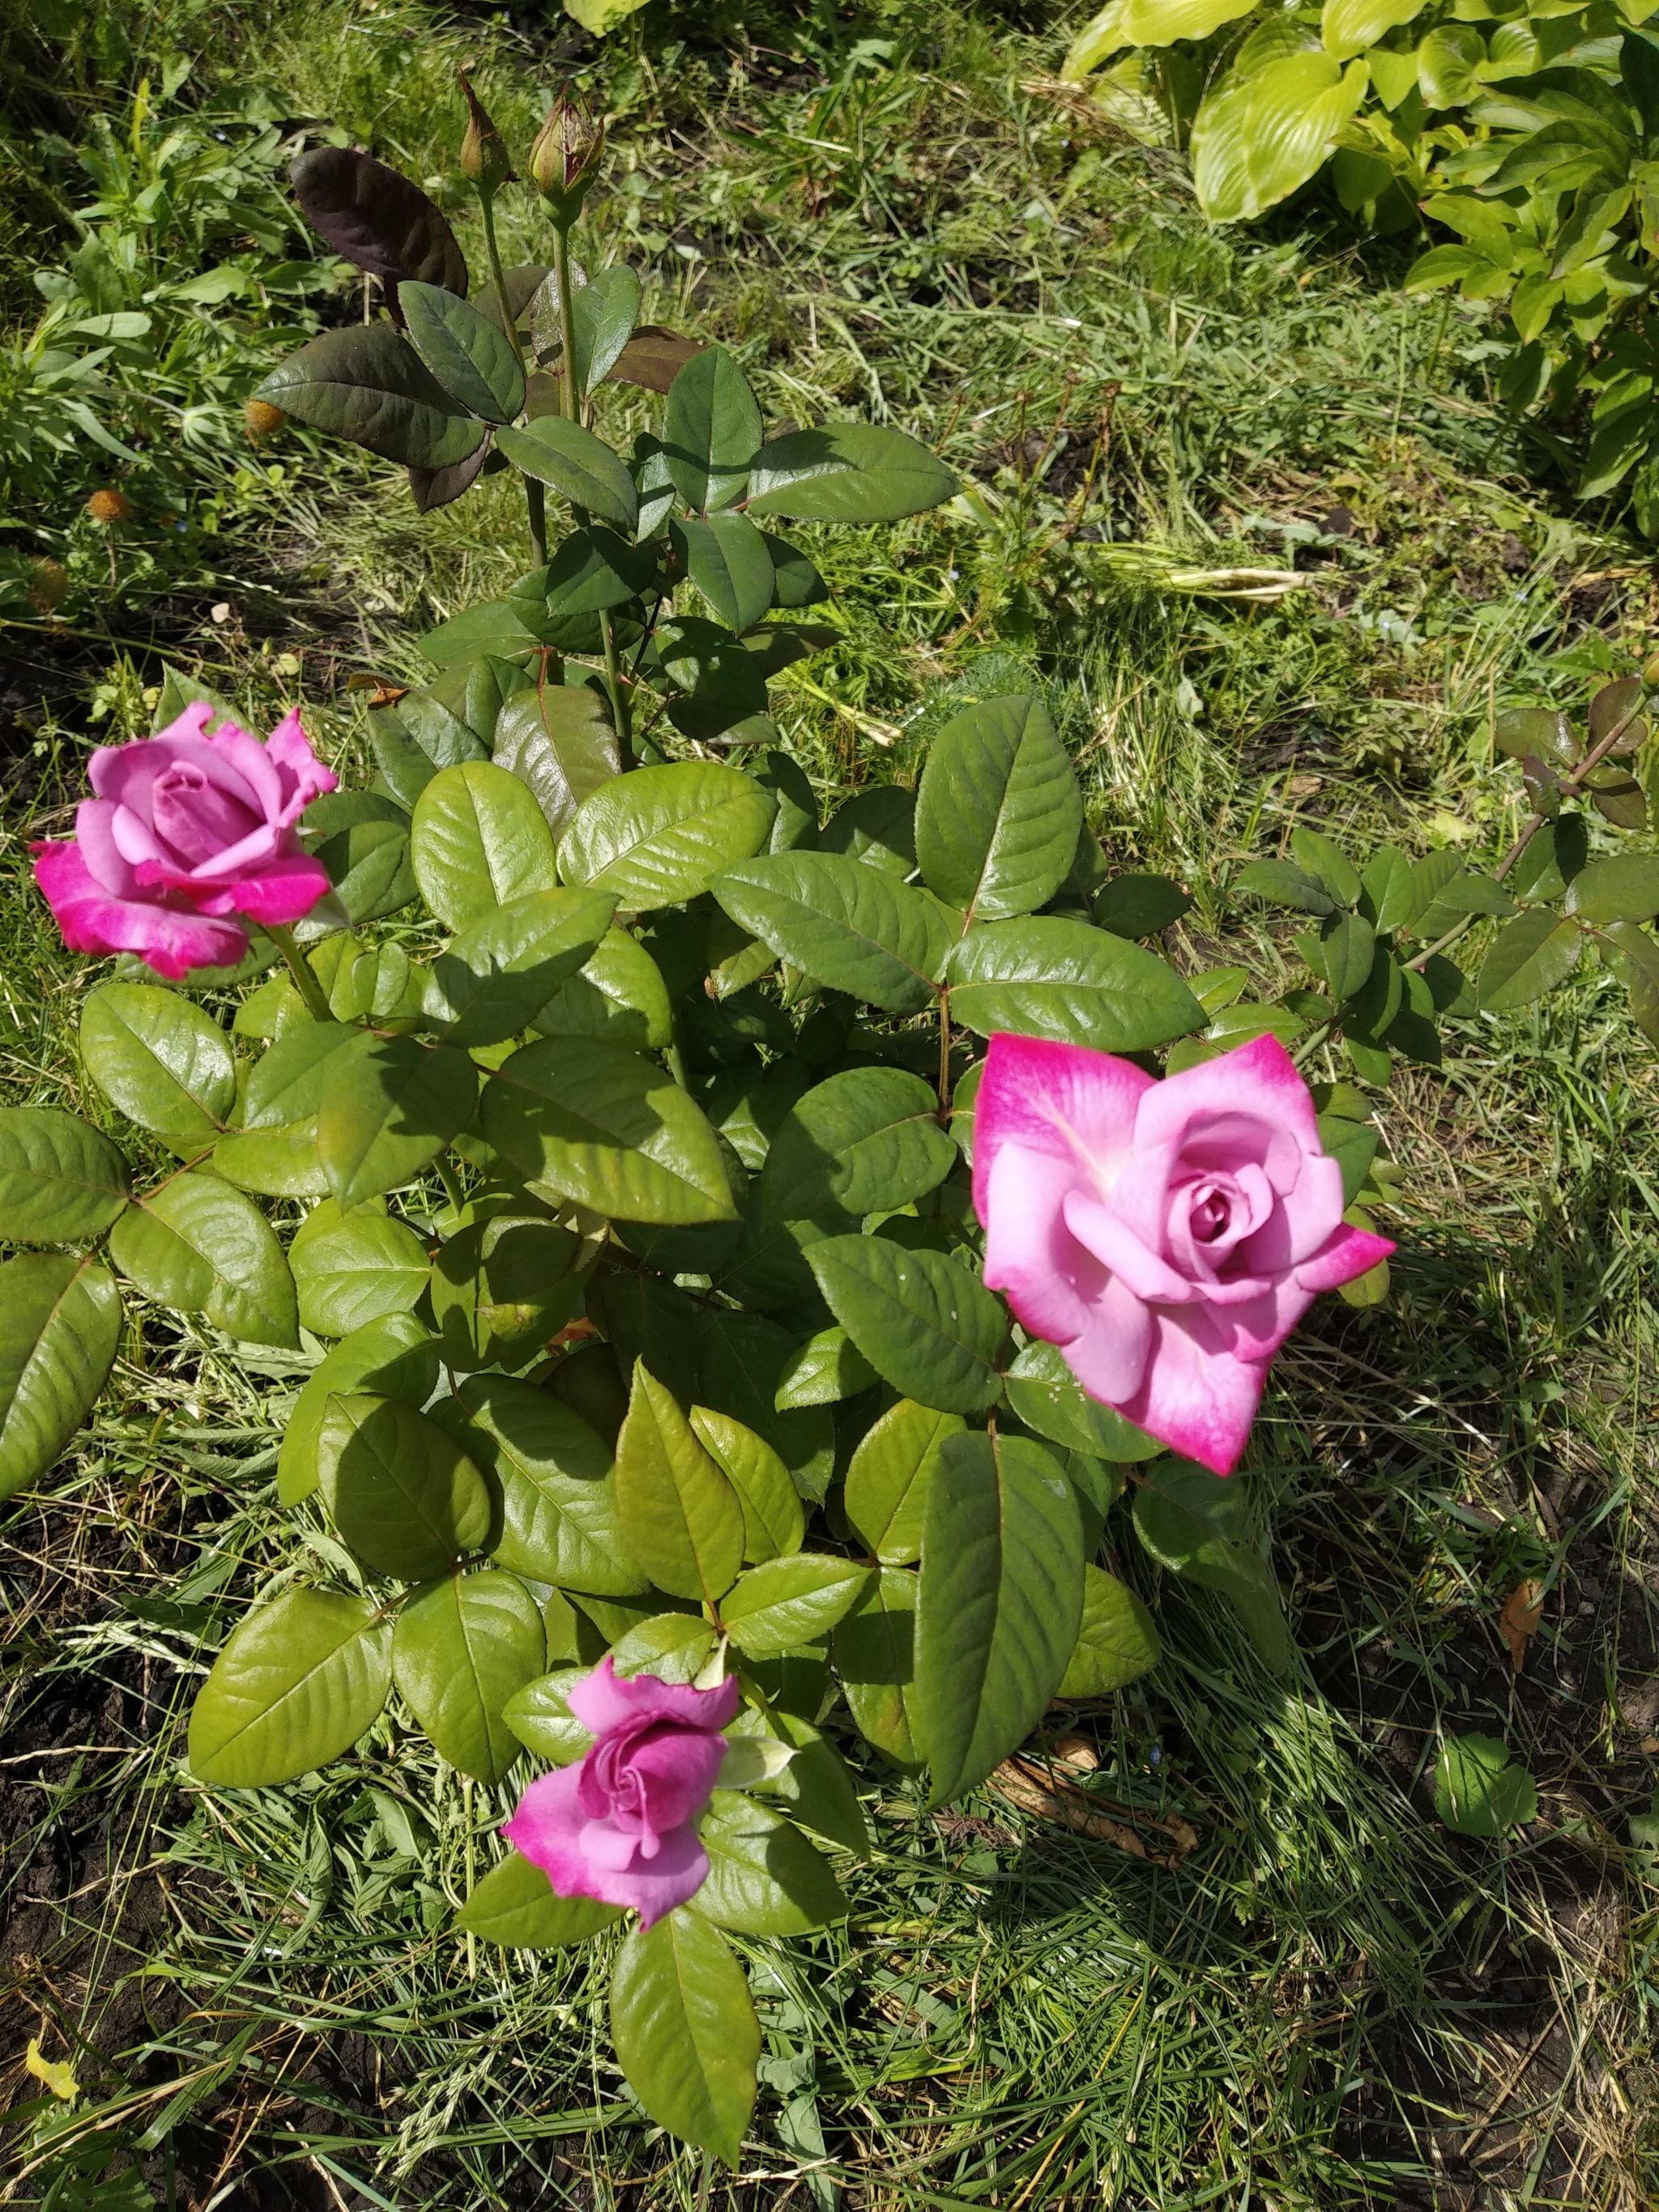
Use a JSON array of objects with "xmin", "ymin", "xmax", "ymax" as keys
[
  {"xmin": 977, "ymin": 1033, "xmax": 1395, "ymax": 1474},
  {"xmin": 505, "ymin": 1657, "xmax": 739, "ymax": 1926},
  {"xmin": 30, "ymin": 701, "xmax": 337, "ymax": 978}
]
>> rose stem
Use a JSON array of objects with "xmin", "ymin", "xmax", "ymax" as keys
[
  {"xmin": 478, "ymin": 187, "xmax": 546, "ymax": 567},
  {"xmin": 267, "ymin": 923, "xmax": 336, "ymax": 1024}
]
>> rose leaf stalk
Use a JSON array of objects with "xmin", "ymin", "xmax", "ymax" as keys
[
  {"xmin": 459, "ymin": 70, "xmax": 547, "ymax": 568},
  {"xmin": 267, "ymin": 923, "xmax": 338, "ymax": 1025}
]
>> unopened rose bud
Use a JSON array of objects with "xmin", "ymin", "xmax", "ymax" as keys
[
  {"xmin": 85, "ymin": 488, "xmax": 132, "ymax": 524},
  {"xmin": 245, "ymin": 398, "xmax": 286, "ymax": 442},
  {"xmin": 26, "ymin": 557, "xmax": 68, "ymax": 612},
  {"xmin": 458, "ymin": 69, "xmax": 514, "ymax": 194},
  {"xmin": 529, "ymin": 88, "xmax": 604, "ymax": 226}
]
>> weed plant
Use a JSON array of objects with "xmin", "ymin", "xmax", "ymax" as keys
[{"xmin": 2, "ymin": 2, "xmax": 1657, "ymax": 2207}]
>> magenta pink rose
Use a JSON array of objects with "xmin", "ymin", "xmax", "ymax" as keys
[
  {"xmin": 975, "ymin": 1031, "xmax": 1394, "ymax": 1477},
  {"xmin": 503, "ymin": 1658, "xmax": 740, "ymax": 1929},
  {"xmin": 31, "ymin": 700, "xmax": 337, "ymax": 980}
]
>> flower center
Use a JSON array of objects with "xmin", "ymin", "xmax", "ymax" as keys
[
  {"xmin": 1192, "ymin": 1187, "xmax": 1232, "ymax": 1242},
  {"xmin": 149, "ymin": 763, "xmax": 261, "ymax": 867}
]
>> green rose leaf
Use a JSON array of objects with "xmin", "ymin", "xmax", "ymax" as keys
[
  {"xmin": 484, "ymin": 1036, "xmax": 738, "ymax": 1225},
  {"xmin": 399, "ymin": 279, "xmax": 525, "ymax": 424},
  {"xmin": 277, "ymin": 1313, "xmax": 440, "ymax": 1506},
  {"xmin": 316, "ymin": 1034, "xmax": 479, "ymax": 1208},
  {"xmin": 424, "ymin": 886, "xmax": 616, "ymax": 1048},
  {"xmin": 1433, "ymin": 1733, "xmax": 1538, "ymax": 1837},
  {"xmin": 454, "ymin": 1849, "xmax": 621, "ymax": 1947},
  {"xmin": 1058, "ymin": 1564, "xmax": 1162, "ymax": 1698},
  {"xmin": 188, "ymin": 1585, "xmax": 392, "ymax": 1788},
  {"xmin": 256, "ymin": 323, "xmax": 480, "ymax": 469},
  {"xmin": 290, "ymin": 1209, "xmax": 431, "ymax": 1336},
  {"xmin": 721, "ymin": 1554, "xmax": 870, "ymax": 1659},
  {"xmin": 689, "ymin": 1405, "xmax": 805, "ymax": 1562},
  {"xmin": 411, "ymin": 761, "xmax": 561, "ymax": 929},
  {"xmin": 671, "ymin": 513, "xmax": 775, "ymax": 631},
  {"xmin": 109, "ymin": 1170, "xmax": 299, "ymax": 1347},
  {"xmin": 808, "ymin": 1236, "xmax": 1007, "ymax": 1413},
  {"xmin": 80, "ymin": 982, "xmax": 235, "ymax": 1149},
  {"xmin": 843, "ymin": 1398, "xmax": 966, "ymax": 1565},
  {"xmin": 501, "ymin": 1666, "xmax": 594, "ymax": 1762},
  {"xmin": 432, "ymin": 1213, "xmax": 591, "ymax": 1371},
  {"xmin": 560, "ymin": 762, "xmax": 775, "ymax": 913},
  {"xmin": 1564, "ymin": 854, "xmax": 1659, "ymax": 925},
  {"xmin": 453, "ymin": 1373, "xmax": 649, "ymax": 1596},
  {"xmin": 493, "ymin": 683, "xmax": 621, "ymax": 842},
  {"xmin": 746, "ymin": 422, "xmax": 957, "ymax": 522},
  {"xmin": 0, "ymin": 1108, "xmax": 129, "ymax": 1242},
  {"xmin": 696, "ymin": 1306, "xmax": 836, "ymax": 1505},
  {"xmin": 0, "ymin": 1255, "xmax": 122, "ymax": 1503},
  {"xmin": 570, "ymin": 264, "xmax": 642, "ymax": 397},
  {"xmin": 727, "ymin": 1707, "xmax": 869, "ymax": 1853},
  {"xmin": 1002, "ymin": 1340, "xmax": 1162, "ymax": 1462},
  {"xmin": 946, "ymin": 918, "xmax": 1204, "ymax": 1051},
  {"xmin": 652, "ymin": 616, "xmax": 770, "ymax": 738},
  {"xmin": 533, "ymin": 925, "xmax": 673, "ymax": 1051},
  {"xmin": 761, "ymin": 1066, "xmax": 956, "ymax": 1222},
  {"xmin": 1235, "ymin": 859, "xmax": 1337, "ymax": 917},
  {"xmin": 712, "ymin": 852, "xmax": 953, "ymax": 1015},
  {"xmin": 663, "ymin": 343, "xmax": 762, "ymax": 514},
  {"xmin": 610, "ymin": 1909, "xmax": 758, "ymax": 2169},
  {"xmin": 1094, "ymin": 872, "xmax": 1193, "ymax": 939},
  {"xmin": 608, "ymin": 1611, "xmax": 718, "ymax": 1684},
  {"xmin": 773, "ymin": 1325, "xmax": 879, "ymax": 1409},
  {"xmin": 915, "ymin": 694, "xmax": 1083, "ymax": 920},
  {"xmin": 544, "ymin": 526, "xmax": 657, "ymax": 617},
  {"xmin": 1131, "ymin": 1458, "xmax": 1290, "ymax": 1677},
  {"xmin": 615, "ymin": 1360, "xmax": 745, "ymax": 1604},
  {"xmin": 392, "ymin": 1567, "xmax": 546, "ymax": 1784},
  {"xmin": 834, "ymin": 1565, "xmax": 925, "ymax": 1769},
  {"xmin": 318, "ymin": 1390, "xmax": 493, "ymax": 1581},
  {"xmin": 1476, "ymin": 910, "xmax": 1583, "ymax": 1012},
  {"xmin": 915, "ymin": 1429, "xmax": 1085, "ymax": 1805},
  {"xmin": 762, "ymin": 534, "xmax": 828, "ymax": 610},
  {"xmin": 497, "ymin": 416, "xmax": 640, "ymax": 533},
  {"xmin": 695, "ymin": 1792, "xmax": 848, "ymax": 1935}
]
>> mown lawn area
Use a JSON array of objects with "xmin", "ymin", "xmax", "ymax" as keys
[{"xmin": 2, "ymin": 2, "xmax": 1657, "ymax": 2206}]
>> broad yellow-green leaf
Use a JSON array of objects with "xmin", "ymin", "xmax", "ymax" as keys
[
  {"xmin": 1321, "ymin": 0, "xmax": 1425, "ymax": 62},
  {"xmin": 1192, "ymin": 52, "xmax": 1371, "ymax": 222}
]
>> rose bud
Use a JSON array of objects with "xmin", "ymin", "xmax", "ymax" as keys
[
  {"xmin": 458, "ymin": 69, "xmax": 514, "ymax": 194},
  {"xmin": 85, "ymin": 489, "xmax": 132, "ymax": 524},
  {"xmin": 529, "ymin": 87, "xmax": 604, "ymax": 226}
]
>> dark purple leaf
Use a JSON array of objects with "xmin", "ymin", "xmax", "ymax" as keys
[
  {"xmin": 409, "ymin": 428, "xmax": 493, "ymax": 513},
  {"xmin": 291, "ymin": 147, "xmax": 468, "ymax": 300}
]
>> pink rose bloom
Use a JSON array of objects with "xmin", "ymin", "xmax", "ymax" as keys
[
  {"xmin": 504, "ymin": 1658, "xmax": 739, "ymax": 1929},
  {"xmin": 976, "ymin": 1031, "xmax": 1394, "ymax": 1477},
  {"xmin": 31, "ymin": 701, "xmax": 337, "ymax": 980}
]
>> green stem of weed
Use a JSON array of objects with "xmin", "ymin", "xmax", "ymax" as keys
[{"xmin": 267, "ymin": 924, "xmax": 335, "ymax": 1024}]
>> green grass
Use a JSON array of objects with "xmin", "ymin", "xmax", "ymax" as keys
[{"xmin": 3, "ymin": 2, "xmax": 1659, "ymax": 2206}]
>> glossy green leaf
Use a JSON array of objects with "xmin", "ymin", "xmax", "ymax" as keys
[
  {"xmin": 0, "ymin": 1108, "xmax": 129, "ymax": 1242},
  {"xmin": 570, "ymin": 264, "xmax": 642, "ymax": 397},
  {"xmin": 1058, "ymin": 1564, "xmax": 1161, "ymax": 1698},
  {"xmin": 544, "ymin": 526, "xmax": 657, "ymax": 617},
  {"xmin": 211, "ymin": 1124, "xmax": 331, "ymax": 1199},
  {"xmin": 809, "ymin": 1236, "xmax": 1006, "ymax": 1413},
  {"xmin": 818, "ymin": 786, "xmax": 915, "ymax": 876},
  {"xmin": 277, "ymin": 1314, "xmax": 440, "ymax": 1506},
  {"xmin": 80, "ymin": 982, "xmax": 235, "ymax": 1149},
  {"xmin": 615, "ymin": 1361, "xmax": 744, "ymax": 1605},
  {"xmin": 1358, "ymin": 846, "xmax": 1420, "ymax": 933},
  {"xmin": 652, "ymin": 615, "xmax": 770, "ymax": 737},
  {"xmin": 915, "ymin": 1430, "xmax": 1085, "ymax": 1805},
  {"xmin": 945, "ymin": 918, "xmax": 1203, "ymax": 1051},
  {"xmin": 761, "ymin": 1066, "xmax": 955, "ymax": 1222},
  {"xmin": 411, "ymin": 761, "xmax": 561, "ymax": 929},
  {"xmin": 1434, "ymin": 1733, "xmax": 1537, "ymax": 1836},
  {"xmin": 728, "ymin": 1707, "xmax": 868, "ymax": 1852},
  {"xmin": 1565, "ymin": 855, "xmax": 1659, "ymax": 925},
  {"xmin": 844, "ymin": 1398, "xmax": 965, "ymax": 1565},
  {"xmin": 501, "ymin": 1666, "xmax": 594, "ymax": 1762},
  {"xmin": 721, "ymin": 1554, "xmax": 869, "ymax": 1659},
  {"xmin": 1320, "ymin": 912, "xmax": 1376, "ymax": 1002},
  {"xmin": 434, "ymin": 1209, "xmax": 591, "ymax": 1370},
  {"xmin": 773, "ymin": 1326, "xmax": 879, "ymax": 1409},
  {"xmin": 747, "ymin": 422, "xmax": 957, "ymax": 522},
  {"xmin": 497, "ymin": 416, "xmax": 639, "ymax": 532},
  {"xmin": 1476, "ymin": 910, "xmax": 1582, "ymax": 1012},
  {"xmin": 689, "ymin": 1405, "xmax": 805, "ymax": 1562},
  {"xmin": 834, "ymin": 1565, "xmax": 924, "ymax": 1768},
  {"xmin": 399, "ymin": 279, "xmax": 525, "ymax": 423},
  {"xmin": 1235, "ymin": 859, "xmax": 1337, "ymax": 916},
  {"xmin": 1289, "ymin": 825, "xmax": 1362, "ymax": 906},
  {"xmin": 188, "ymin": 1585, "xmax": 391, "ymax": 1787},
  {"xmin": 238, "ymin": 1021, "xmax": 358, "ymax": 1134},
  {"xmin": 392, "ymin": 1568, "xmax": 545, "ymax": 1783},
  {"xmin": 1002, "ymin": 1340, "xmax": 1162, "ymax": 1461},
  {"xmin": 484, "ymin": 1036, "xmax": 738, "ymax": 1224},
  {"xmin": 695, "ymin": 1792, "xmax": 847, "ymax": 1934},
  {"xmin": 256, "ymin": 323, "xmax": 480, "ymax": 468},
  {"xmin": 560, "ymin": 762, "xmax": 774, "ymax": 912},
  {"xmin": 0, "ymin": 1255, "xmax": 122, "ymax": 1503},
  {"xmin": 425, "ymin": 887, "xmax": 615, "ymax": 1047},
  {"xmin": 493, "ymin": 682, "xmax": 621, "ymax": 841},
  {"xmin": 914, "ymin": 694, "xmax": 1082, "ymax": 920},
  {"xmin": 290, "ymin": 1211, "xmax": 431, "ymax": 1336},
  {"xmin": 663, "ymin": 343, "xmax": 761, "ymax": 514},
  {"xmin": 454, "ymin": 1372, "xmax": 648, "ymax": 1595},
  {"xmin": 610, "ymin": 1910, "xmax": 758, "ymax": 2169},
  {"xmin": 761, "ymin": 533, "xmax": 827, "ymax": 610},
  {"xmin": 318, "ymin": 1390, "xmax": 493, "ymax": 1580},
  {"xmin": 712, "ymin": 852, "xmax": 952, "ymax": 1015},
  {"xmin": 533, "ymin": 926, "xmax": 673, "ymax": 1051},
  {"xmin": 316, "ymin": 1034, "xmax": 478, "ymax": 1208},
  {"xmin": 695, "ymin": 1306, "xmax": 836, "ymax": 1507},
  {"xmin": 1320, "ymin": 0, "xmax": 1425, "ymax": 62},
  {"xmin": 455, "ymin": 1850, "xmax": 621, "ymax": 1947},
  {"xmin": 672, "ymin": 513, "xmax": 775, "ymax": 631},
  {"xmin": 109, "ymin": 1170, "xmax": 298, "ymax": 1346},
  {"xmin": 1094, "ymin": 872, "xmax": 1192, "ymax": 939},
  {"xmin": 1132, "ymin": 1459, "xmax": 1290, "ymax": 1676}
]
